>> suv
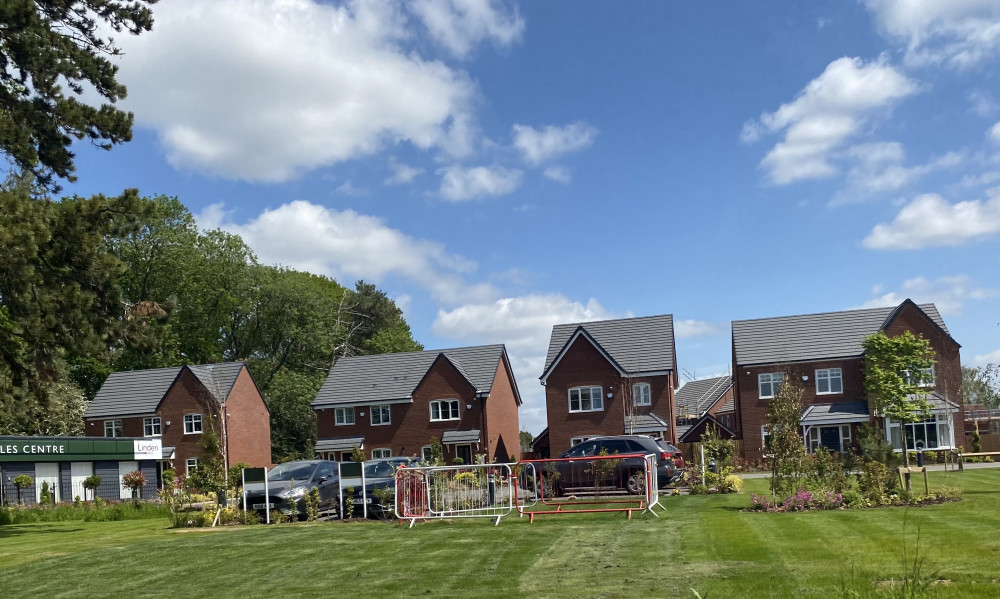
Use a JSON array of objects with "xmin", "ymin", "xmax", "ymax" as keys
[
  {"xmin": 244, "ymin": 460, "xmax": 339, "ymax": 519},
  {"xmin": 556, "ymin": 435, "xmax": 682, "ymax": 494}
]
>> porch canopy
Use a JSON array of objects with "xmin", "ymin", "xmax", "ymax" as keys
[
  {"xmin": 314, "ymin": 436, "xmax": 365, "ymax": 453},
  {"xmin": 625, "ymin": 412, "xmax": 669, "ymax": 435},
  {"xmin": 441, "ymin": 429, "xmax": 481, "ymax": 444},
  {"xmin": 801, "ymin": 402, "xmax": 870, "ymax": 426}
]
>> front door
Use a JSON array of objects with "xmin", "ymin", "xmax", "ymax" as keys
[
  {"xmin": 35, "ymin": 463, "xmax": 60, "ymax": 504},
  {"xmin": 456, "ymin": 444, "xmax": 473, "ymax": 465}
]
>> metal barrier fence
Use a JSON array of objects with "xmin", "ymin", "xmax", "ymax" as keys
[
  {"xmin": 515, "ymin": 453, "xmax": 661, "ymax": 523},
  {"xmin": 395, "ymin": 463, "xmax": 516, "ymax": 527},
  {"xmin": 395, "ymin": 455, "xmax": 663, "ymax": 526}
]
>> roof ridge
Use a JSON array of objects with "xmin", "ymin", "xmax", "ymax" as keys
[
  {"xmin": 553, "ymin": 313, "xmax": 673, "ymax": 329},
  {"xmin": 733, "ymin": 302, "xmax": 936, "ymax": 324}
]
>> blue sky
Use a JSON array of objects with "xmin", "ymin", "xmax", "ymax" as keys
[{"xmin": 63, "ymin": 1, "xmax": 1000, "ymax": 433}]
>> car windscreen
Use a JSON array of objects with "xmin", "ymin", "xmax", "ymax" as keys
[
  {"xmin": 364, "ymin": 460, "xmax": 412, "ymax": 478},
  {"xmin": 268, "ymin": 462, "xmax": 316, "ymax": 482}
]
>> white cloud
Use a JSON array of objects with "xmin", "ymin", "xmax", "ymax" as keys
[
  {"xmin": 411, "ymin": 0, "xmax": 524, "ymax": 58},
  {"xmin": 990, "ymin": 121, "xmax": 1000, "ymax": 145},
  {"xmin": 674, "ymin": 319, "xmax": 722, "ymax": 339},
  {"xmin": 863, "ymin": 187, "xmax": 1000, "ymax": 249},
  {"xmin": 512, "ymin": 122, "xmax": 599, "ymax": 166},
  {"xmin": 543, "ymin": 166, "xmax": 572, "ymax": 184},
  {"xmin": 433, "ymin": 294, "xmax": 619, "ymax": 434},
  {"xmin": 970, "ymin": 90, "xmax": 999, "ymax": 117},
  {"xmin": 742, "ymin": 57, "xmax": 920, "ymax": 185},
  {"xmin": 384, "ymin": 158, "xmax": 425, "ymax": 185},
  {"xmin": 437, "ymin": 164, "xmax": 523, "ymax": 201},
  {"xmin": 114, "ymin": 0, "xmax": 493, "ymax": 181},
  {"xmin": 855, "ymin": 275, "xmax": 995, "ymax": 316},
  {"xmin": 973, "ymin": 348, "xmax": 1000, "ymax": 365},
  {"xmin": 335, "ymin": 180, "xmax": 368, "ymax": 197},
  {"xmin": 864, "ymin": 0, "xmax": 1000, "ymax": 69},
  {"xmin": 832, "ymin": 142, "xmax": 963, "ymax": 204},
  {"xmin": 195, "ymin": 200, "xmax": 498, "ymax": 304}
]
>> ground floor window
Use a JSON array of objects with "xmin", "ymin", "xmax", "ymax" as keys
[
  {"xmin": 570, "ymin": 436, "xmax": 597, "ymax": 447},
  {"xmin": 886, "ymin": 415, "xmax": 953, "ymax": 451},
  {"xmin": 372, "ymin": 448, "xmax": 391, "ymax": 459},
  {"xmin": 806, "ymin": 424, "xmax": 852, "ymax": 453},
  {"xmin": 421, "ymin": 445, "xmax": 433, "ymax": 461},
  {"xmin": 186, "ymin": 458, "xmax": 198, "ymax": 476}
]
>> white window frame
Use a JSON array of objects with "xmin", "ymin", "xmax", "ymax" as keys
[
  {"xmin": 371, "ymin": 405, "xmax": 391, "ymax": 426},
  {"xmin": 372, "ymin": 448, "xmax": 392, "ymax": 459},
  {"xmin": 571, "ymin": 436, "xmax": 597, "ymax": 447},
  {"xmin": 186, "ymin": 458, "xmax": 199, "ymax": 476},
  {"xmin": 183, "ymin": 413, "xmax": 203, "ymax": 435},
  {"xmin": 815, "ymin": 368, "xmax": 843, "ymax": 395},
  {"xmin": 633, "ymin": 383, "xmax": 652, "ymax": 406},
  {"xmin": 758, "ymin": 372, "xmax": 784, "ymax": 399},
  {"xmin": 334, "ymin": 407, "xmax": 355, "ymax": 426},
  {"xmin": 568, "ymin": 386, "xmax": 603, "ymax": 413},
  {"xmin": 104, "ymin": 419, "xmax": 122, "ymax": 438},
  {"xmin": 421, "ymin": 445, "xmax": 433, "ymax": 461},
  {"xmin": 143, "ymin": 417, "xmax": 161, "ymax": 437},
  {"xmin": 806, "ymin": 424, "xmax": 852, "ymax": 453},
  {"xmin": 760, "ymin": 425, "xmax": 770, "ymax": 452},
  {"xmin": 430, "ymin": 399, "xmax": 461, "ymax": 422},
  {"xmin": 885, "ymin": 414, "xmax": 953, "ymax": 451}
]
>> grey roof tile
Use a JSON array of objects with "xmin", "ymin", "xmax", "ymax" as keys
[
  {"xmin": 732, "ymin": 303, "xmax": 947, "ymax": 366},
  {"xmin": 800, "ymin": 402, "xmax": 871, "ymax": 425},
  {"xmin": 675, "ymin": 375, "xmax": 733, "ymax": 417},
  {"xmin": 84, "ymin": 362, "xmax": 246, "ymax": 419},
  {"xmin": 625, "ymin": 412, "xmax": 668, "ymax": 434},
  {"xmin": 442, "ymin": 429, "xmax": 481, "ymax": 444},
  {"xmin": 315, "ymin": 436, "xmax": 366, "ymax": 452},
  {"xmin": 542, "ymin": 314, "xmax": 675, "ymax": 376},
  {"xmin": 312, "ymin": 345, "xmax": 506, "ymax": 407}
]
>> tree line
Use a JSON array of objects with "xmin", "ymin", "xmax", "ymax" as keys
[{"xmin": 0, "ymin": 175, "xmax": 421, "ymax": 460}]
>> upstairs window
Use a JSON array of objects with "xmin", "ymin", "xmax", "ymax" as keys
[
  {"xmin": 334, "ymin": 407, "xmax": 354, "ymax": 426},
  {"xmin": 371, "ymin": 405, "xmax": 391, "ymax": 426},
  {"xmin": 430, "ymin": 399, "xmax": 460, "ymax": 421},
  {"xmin": 815, "ymin": 368, "xmax": 843, "ymax": 395},
  {"xmin": 372, "ymin": 448, "xmax": 392, "ymax": 459},
  {"xmin": 633, "ymin": 383, "xmax": 652, "ymax": 406},
  {"xmin": 143, "ymin": 417, "xmax": 161, "ymax": 436},
  {"xmin": 904, "ymin": 365, "xmax": 935, "ymax": 387},
  {"xmin": 758, "ymin": 373, "xmax": 784, "ymax": 399},
  {"xmin": 568, "ymin": 386, "xmax": 603, "ymax": 413},
  {"xmin": 184, "ymin": 413, "xmax": 203, "ymax": 434},
  {"xmin": 104, "ymin": 419, "xmax": 122, "ymax": 438}
]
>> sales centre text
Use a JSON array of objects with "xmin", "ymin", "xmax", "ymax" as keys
[{"xmin": 0, "ymin": 444, "xmax": 67, "ymax": 455}]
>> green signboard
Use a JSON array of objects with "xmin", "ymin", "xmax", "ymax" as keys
[
  {"xmin": 243, "ymin": 467, "xmax": 267, "ymax": 484},
  {"xmin": 0, "ymin": 437, "xmax": 162, "ymax": 462},
  {"xmin": 339, "ymin": 462, "xmax": 362, "ymax": 478}
]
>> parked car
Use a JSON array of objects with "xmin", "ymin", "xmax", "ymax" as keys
[
  {"xmin": 347, "ymin": 457, "xmax": 417, "ymax": 517},
  {"xmin": 244, "ymin": 460, "xmax": 339, "ymax": 519},
  {"xmin": 552, "ymin": 435, "xmax": 681, "ymax": 495}
]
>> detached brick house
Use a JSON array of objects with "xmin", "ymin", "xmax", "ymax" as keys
[
  {"xmin": 84, "ymin": 362, "xmax": 272, "ymax": 477},
  {"xmin": 539, "ymin": 315, "xmax": 679, "ymax": 457},
  {"xmin": 675, "ymin": 375, "xmax": 736, "ymax": 443},
  {"xmin": 311, "ymin": 345, "xmax": 522, "ymax": 464},
  {"xmin": 732, "ymin": 300, "xmax": 965, "ymax": 462}
]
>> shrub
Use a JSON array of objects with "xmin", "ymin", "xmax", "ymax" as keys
[
  {"xmin": 121, "ymin": 470, "xmax": 147, "ymax": 500},
  {"xmin": 452, "ymin": 457, "xmax": 465, "ymax": 465},
  {"xmin": 841, "ymin": 490, "xmax": 864, "ymax": 508},
  {"xmin": 343, "ymin": 486, "xmax": 355, "ymax": 519},
  {"xmin": 40, "ymin": 481, "xmax": 52, "ymax": 505},
  {"xmin": 305, "ymin": 487, "xmax": 320, "ymax": 521},
  {"xmin": 93, "ymin": 496, "xmax": 105, "ymax": 508},
  {"xmin": 971, "ymin": 427, "xmax": 982, "ymax": 453},
  {"xmin": 217, "ymin": 506, "xmax": 260, "ymax": 526},
  {"xmin": 454, "ymin": 471, "xmax": 479, "ymax": 486},
  {"xmin": 858, "ymin": 460, "xmax": 889, "ymax": 503}
]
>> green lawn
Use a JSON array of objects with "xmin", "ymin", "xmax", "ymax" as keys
[{"xmin": 1, "ymin": 470, "xmax": 999, "ymax": 598}]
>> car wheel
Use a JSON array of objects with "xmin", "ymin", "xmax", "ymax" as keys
[{"xmin": 626, "ymin": 471, "xmax": 646, "ymax": 495}]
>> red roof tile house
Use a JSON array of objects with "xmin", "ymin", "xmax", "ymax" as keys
[
  {"xmin": 539, "ymin": 315, "xmax": 679, "ymax": 456},
  {"xmin": 84, "ymin": 362, "xmax": 272, "ymax": 477},
  {"xmin": 732, "ymin": 300, "xmax": 965, "ymax": 463},
  {"xmin": 311, "ymin": 345, "xmax": 521, "ymax": 464}
]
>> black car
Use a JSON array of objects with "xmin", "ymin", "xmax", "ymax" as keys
[
  {"xmin": 244, "ymin": 460, "xmax": 339, "ymax": 519},
  {"xmin": 552, "ymin": 435, "xmax": 680, "ymax": 496},
  {"xmin": 347, "ymin": 457, "xmax": 417, "ymax": 518}
]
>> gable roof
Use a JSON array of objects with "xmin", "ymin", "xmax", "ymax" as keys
[
  {"xmin": 678, "ymin": 413, "xmax": 737, "ymax": 443},
  {"xmin": 84, "ymin": 362, "xmax": 247, "ymax": 419},
  {"xmin": 675, "ymin": 375, "xmax": 733, "ymax": 417},
  {"xmin": 732, "ymin": 301, "xmax": 949, "ymax": 366},
  {"xmin": 312, "ymin": 345, "xmax": 515, "ymax": 407},
  {"xmin": 541, "ymin": 314, "xmax": 675, "ymax": 380}
]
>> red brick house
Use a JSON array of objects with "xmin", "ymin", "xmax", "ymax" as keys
[
  {"xmin": 311, "ymin": 345, "xmax": 522, "ymax": 464},
  {"xmin": 732, "ymin": 300, "xmax": 965, "ymax": 462},
  {"xmin": 84, "ymin": 362, "xmax": 272, "ymax": 477},
  {"xmin": 539, "ymin": 315, "xmax": 679, "ymax": 457},
  {"xmin": 675, "ymin": 375, "xmax": 737, "ymax": 443}
]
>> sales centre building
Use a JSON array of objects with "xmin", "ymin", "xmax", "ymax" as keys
[{"xmin": 0, "ymin": 436, "xmax": 162, "ymax": 505}]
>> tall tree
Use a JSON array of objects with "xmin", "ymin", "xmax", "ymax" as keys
[
  {"xmin": 0, "ymin": 0, "xmax": 157, "ymax": 189},
  {"xmin": 862, "ymin": 330, "xmax": 936, "ymax": 469},
  {"xmin": 766, "ymin": 371, "xmax": 806, "ymax": 501},
  {"xmin": 963, "ymin": 364, "xmax": 999, "ymax": 432}
]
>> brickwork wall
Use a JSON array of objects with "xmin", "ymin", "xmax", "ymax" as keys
[
  {"xmin": 223, "ymin": 367, "xmax": 272, "ymax": 467},
  {"xmin": 484, "ymin": 357, "xmax": 521, "ymax": 462}
]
